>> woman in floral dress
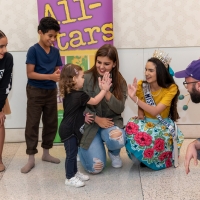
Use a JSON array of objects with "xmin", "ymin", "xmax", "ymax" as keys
[{"xmin": 125, "ymin": 51, "xmax": 184, "ymax": 170}]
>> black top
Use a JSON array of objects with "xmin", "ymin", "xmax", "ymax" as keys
[
  {"xmin": 0, "ymin": 52, "xmax": 13, "ymax": 111},
  {"xmin": 59, "ymin": 90, "xmax": 90, "ymax": 144}
]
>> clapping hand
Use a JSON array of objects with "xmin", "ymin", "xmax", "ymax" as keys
[
  {"xmin": 128, "ymin": 78, "xmax": 137, "ymax": 100},
  {"xmin": 98, "ymin": 72, "xmax": 112, "ymax": 92},
  {"xmin": 51, "ymin": 69, "xmax": 60, "ymax": 82}
]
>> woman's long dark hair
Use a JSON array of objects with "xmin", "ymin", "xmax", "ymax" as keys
[
  {"xmin": 0, "ymin": 30, "xmax": 6, "ymax": 39},
  {"xmin": 85, "ymin": 44, "xmax": 127, "ymax": 100},
  {"xmin": 146, "ymin": 58, "xmax": 180, "ymax": 121}
]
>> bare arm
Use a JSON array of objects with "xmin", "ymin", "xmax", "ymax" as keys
[
  {"xmin": 132, "ymin": 97, "xmax": 167, "ymax": 117},
  {"xmin": 138, "ymin": 106, "xmax": 145, "ymax": 119},
  {"xmin": 87, "ymin": 89, "xmax": 107, "ymax": 105},
  {"xmin": 128, "ymin": 78, "xmax": 167, "ymax": 116},
  {"xmin": 26, "ymin": 64, "xmax": 60, "ymax": 82}
]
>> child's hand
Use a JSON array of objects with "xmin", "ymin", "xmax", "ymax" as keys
[
  {"xmin": 98, "ymin": 72, "xmax": 110, "ymax": 90},
  {"xmin": 128, "ymin": 78, "xmax": 137, "ymax": 99},
  {"xmin": 100, "ymin": 72, "xmax": 112, "ymax": 92},
  {"xmin": 84, "ymin": 113, "xmax": 94, "ymax": 124},
  {"xmin": 51, "ymin": 69, "xmax": 60, "ymax": 82}
]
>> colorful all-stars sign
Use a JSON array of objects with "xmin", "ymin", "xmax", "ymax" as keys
[
  {"xmin": 37, "ymin": 0, "xmax": 113, "ymax": 143},
  {"xmin": 37, "ymin": 0, "xmax": 113, "ymax": 51}
]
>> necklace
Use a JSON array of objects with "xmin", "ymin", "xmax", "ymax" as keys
[{"xmin": 150, "ymin": 87, "xmax": 162, "ymax": 97}]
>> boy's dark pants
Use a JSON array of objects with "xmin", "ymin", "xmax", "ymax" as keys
[
  {"xmin": 25, "ymin": 85, "xmax": 58, "ymax": 155},
  {"xmin": 64, "ymin": 136, "xmax": 78, "ymax": 179}
]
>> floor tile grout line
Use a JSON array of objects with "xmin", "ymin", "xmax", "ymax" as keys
[{"xmin": 138, "ymin": 166, "xmax": 144, "ymax": 200}]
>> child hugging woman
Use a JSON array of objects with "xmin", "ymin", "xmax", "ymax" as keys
[{"xmin": 59, "ymin": 63, "xmax": 112, "ymax": 187}]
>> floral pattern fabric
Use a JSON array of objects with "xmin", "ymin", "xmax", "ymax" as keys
[{"xmin": 125, "ymin": 117, "xmax": 184, "ymax": 170}]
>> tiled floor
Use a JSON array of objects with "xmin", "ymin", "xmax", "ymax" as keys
[{"xmin": 0, "ymin": 139, "xmax": 200, "ymax": 200}]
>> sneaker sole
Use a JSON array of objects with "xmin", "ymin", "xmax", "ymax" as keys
[
  {"xmin": 79, "ymin": 178, "xmax": 89, "ymax": 181},
  {"xmin": 112, "ymin": 164, "xmax": 122, "ymax": 168},
  {"xmin": 65, "ymin": 183, "xmax": 85, "ymax": 188}
]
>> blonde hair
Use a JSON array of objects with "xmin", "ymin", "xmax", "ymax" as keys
[{"xmin": 59, "ymin": 63, "xmax": 83, "ymax": 97}]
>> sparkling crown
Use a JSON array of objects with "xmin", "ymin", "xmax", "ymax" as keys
[{"xmin": 152, "ymin": 50, "xmax": 172, "ymax": 68}]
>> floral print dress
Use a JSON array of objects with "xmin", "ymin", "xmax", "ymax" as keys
[
  {"xmin": 125, "ymin": 117, "xmax": 184, "ymax": 170},
  {"xmin": 125, "ymin": 81, "xmax": 184, "ymax": 170}
]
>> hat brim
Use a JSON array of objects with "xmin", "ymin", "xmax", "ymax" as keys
[{"xmin": 174, "ymin": 70, "xmax": 189, "ymax": 78}]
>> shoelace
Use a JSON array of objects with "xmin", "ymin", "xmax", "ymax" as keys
[
  {"xmin": 72, "ymin": 177, "xmax": 81, "ymax": 183},
  {"xmin": 112, "ymin": 155, "xmax": 120, "ymax": 160}
]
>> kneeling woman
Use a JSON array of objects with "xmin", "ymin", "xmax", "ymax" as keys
[{"xmin": 125, "ymin": 50, "xmax": 184, "ymax": 170}]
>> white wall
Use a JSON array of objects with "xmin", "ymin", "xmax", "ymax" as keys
[
  {"xmin": 2, "ymin": 0, "xmax": 200, "ymax": 141},
  {"xmin": 6, "ymin": 47, "xmax": 200, "ymax": 130}
]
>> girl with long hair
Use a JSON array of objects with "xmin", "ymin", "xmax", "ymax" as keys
[
  {"xmin": 125, "ymin": 50, "xmax": 184, "ymax": 170},
  {"xmin": 79, "ymin": 44, "xmax": 127, "ymax": 173}
]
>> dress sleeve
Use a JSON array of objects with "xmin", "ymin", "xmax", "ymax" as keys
[
  {"xmin": 160, "ymin": 84, "xmax": 177, "ymax": 106},
  {"xmin": 136, "ymin": 80, "xmax": 145, "ymax": 102}
]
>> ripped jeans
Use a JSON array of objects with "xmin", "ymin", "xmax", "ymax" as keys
[{"xmin": 78, "ymin": 126, "xmax": 126, "ymax": 174}]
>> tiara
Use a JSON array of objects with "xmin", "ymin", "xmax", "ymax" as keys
[{"xmin": 152, "ymin": 50, "xmax": 172, "ymax": 68}]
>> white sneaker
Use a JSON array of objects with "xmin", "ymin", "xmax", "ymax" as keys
[
  {"xmin": 75, "ymin": 171, "xmax": 90, "ymax": 181},
  {"xmin": 65, "ymin": 176, "xmax": 85, "ymax": 188},
  {"xmin": 108, "ymin": 152, "xmax": 122, "ymax": 168}
]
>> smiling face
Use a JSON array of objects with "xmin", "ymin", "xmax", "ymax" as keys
[
  {"xmin": 145, "ymin": 61, "xmax": 157, "ymax": 84},
  {"xmin": 96, "ymin": 56, "xmax": 115, "ymax": 76},
  {"xmin": 0, "ymin": 36, "xmax": 8, "ymax": 59},
  {"xmin": 39, "ymin": 30, "xmax": 58, "ymax": 48},
  {"xmin": 74, "ymin": 70, "xmax": 85, "ymax": 90}
]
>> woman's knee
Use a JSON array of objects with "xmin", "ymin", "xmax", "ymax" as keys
[
  {"xmin": 109, "ymin": 129, "xmax": 125, "ymax": 145},
  {"xmin": 89, "ymin": 157, "xmax": 105, "ymax": 174}
]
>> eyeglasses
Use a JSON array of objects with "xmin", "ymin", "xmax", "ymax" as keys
[{"xmin": 183, "ymin": 81, "xmax": 199, "ymax": 89}]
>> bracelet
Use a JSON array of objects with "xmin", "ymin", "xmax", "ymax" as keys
[{"xmin": 135, "ymin": 96, "xmax": 139, "ymax": 105}]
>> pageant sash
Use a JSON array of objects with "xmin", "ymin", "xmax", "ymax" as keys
[{"xmin": 142, "ymin": 82, "xmax": 179, "ymax": 167}]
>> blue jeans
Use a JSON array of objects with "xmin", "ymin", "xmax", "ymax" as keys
[
  {"xmin": 79, "ymin": 126, "xmax": 126, "ymax": 174},
  {"xmin": 64, "ymin": 136, "xmax": 78, "ymax": 179}
]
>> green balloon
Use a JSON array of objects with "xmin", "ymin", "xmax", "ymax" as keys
[
  {"xmin": 178, "ymin": 95, "xmax": 184, "ymax": 100},
  {"xmin": 183, "ymin": 105, "xmax": 188, "ymax": 110}
]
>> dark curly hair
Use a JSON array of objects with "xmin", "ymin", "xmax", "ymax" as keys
[
  {"xmin": 38, "ymin": 17, "xmax": 60, "ymax": 33},
  {"xmin": 59, "ymin": 63, "xmax": 83, "ymax": 97},
  {"xmin": 0, "ymin": 30, "xmax": 6, "ymax": 39}
]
